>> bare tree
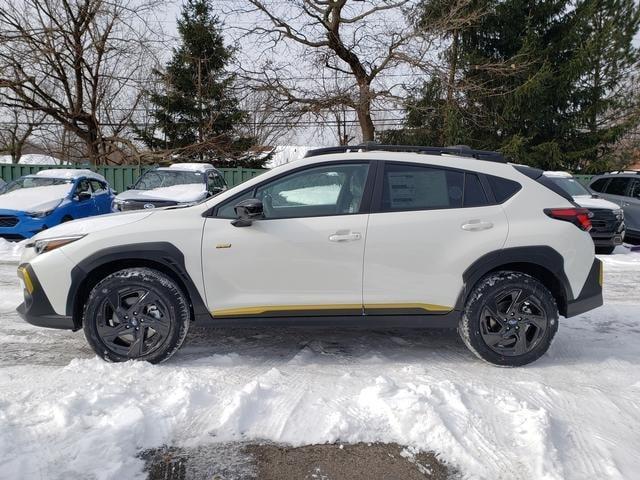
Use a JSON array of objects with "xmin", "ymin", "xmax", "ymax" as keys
[
  {"xmin": 0, "ymin": 105, "xmax": 45, "ymax": 162},
  {"xmin": 226, "ymin": 0, "xmax": 483, "ymax": 142},
  {"xmin": 0, "ymin": 0, "xmax": 165, "ymax": 164}
]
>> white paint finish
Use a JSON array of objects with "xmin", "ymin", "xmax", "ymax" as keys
[
  {"xmin": 28, "ymin": 248, "xmax": 77, "ymax": 315},
  {"xmin": 202, "ymin": 215, "xmax": 369, "ymax": 312},
  {"xmin": 572, "ymin": 195, "xmax": 621, "ymax": 211},
  {"xmin": 363, "ymin": 205, "xmax": 509, "ymax": 309},
  {"xmin": 30, "ymin": 210, "xmax": 154, "ymax": 240}
]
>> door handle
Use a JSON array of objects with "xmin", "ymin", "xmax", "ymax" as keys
[
  {"xmin": 329, "ymin": 232, "xmax": 362, "ymax": 242},
  {"xmin": 461, "ymin": 220, "xmax": 494, "ymax": 231}
]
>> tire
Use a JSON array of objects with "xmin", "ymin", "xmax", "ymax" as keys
[
  {"xmin": 83, "ymin": 268, "xmax": 190, "ymax": 363},
  {"xmin": 595, "ymin": 246, "xmax": 615, "ymax": 255},
  {"xmin": 458, "ymin": 271, "xmax": 559, "ymax": 367}
]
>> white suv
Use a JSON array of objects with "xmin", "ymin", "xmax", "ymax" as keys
[{"xmin": 16, "ymin": 146, "xmax": 603, "ymax": 366}]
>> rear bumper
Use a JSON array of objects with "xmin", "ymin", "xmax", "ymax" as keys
[
  {"xmin": 16, "ymin": 264, "xmax": 76, "ymax": 330},
  {"xmin": 565, "ymin": 258, "xmax": 603, "ymax": 317}
]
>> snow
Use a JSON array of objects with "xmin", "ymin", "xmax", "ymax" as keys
[
  {"xmin": 268, "ymin": 145, "xmax": 318, "ymax": 168},
  {"xmin": 0, "ymin": 245, "xmax": 639, "ymax": 480},
  {"xmin": 0, "ymin": 184, "xmax": 72, "ymax": 212},
  {"xmin": 35, "ymin": 169, "xmax": 107, "ymax": 182},
  {"xmin": 116, "ymin": 184, "xmax": 206, "ymax": 203},
  {"xmin": 0, "ymin": 154, "xmax": 62, "ymax": 165},
  {"xmin": 163, "ymin": 163, "xmax": 215, "ymax": 172}
]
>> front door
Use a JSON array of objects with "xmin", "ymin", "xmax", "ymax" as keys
[{"xmin": 202, "ymin": 162, "xmax": 372, "ymax": 317}]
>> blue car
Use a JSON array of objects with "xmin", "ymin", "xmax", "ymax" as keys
[{"xmin": 0, "ymin": 169, "xmax": 115, "ymax": 240}]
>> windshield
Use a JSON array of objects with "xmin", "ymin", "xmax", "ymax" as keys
[
  {"xmin": 3, "ymin": 177, "xmax": 72, "ymax": 194},
  {"xmin": 549, "ymin": 177, "xmax": 591, "ymax": 197},
  {"xmin": 134, "ymin": 170, "xmax": 205, "ymax": 190}
]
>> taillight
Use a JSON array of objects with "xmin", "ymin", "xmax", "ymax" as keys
[{"xmin": 544, "ymin": 208, "xmax": 592, "ymax": 232}]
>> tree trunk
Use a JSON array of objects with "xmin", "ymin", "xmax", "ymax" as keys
[{"xmin": 357, "ymin": 82, "xmax": 375, "ymax": 142}]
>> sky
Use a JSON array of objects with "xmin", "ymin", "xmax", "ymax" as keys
[{"xmin": 158, "ymin": 1, "xmax": 640, "ymax": 148}]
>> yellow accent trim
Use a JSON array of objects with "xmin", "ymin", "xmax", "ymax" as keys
[
  {"xmin": 214, "ymin": 304, "xmax": 362, "ymax": 316},
  {"xmin": 216, "ymin": 243, "xmax": 232, "ymax": 249},
  {"xmin": 599, "ymin": 262, "xmax": 603, "ymax": 286},
  {"xmin": 365, "ymin": 302, "xmax": 452, "ymax": 312},
  {"xmin": 18, "ymin": 266, "xmax": 34, "ymax": 294},
  {"xmin": 213, "ymin": 302, "xmax": 452, "ymax": 317}
]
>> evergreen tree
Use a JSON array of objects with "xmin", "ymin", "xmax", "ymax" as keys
[
  {"xmin": 387, "ymin": 0, "xmax": 640, "ymax": 172},
  {"xmin": 139, "ymin": 0, "xmax": 259, "ymax": 166}
]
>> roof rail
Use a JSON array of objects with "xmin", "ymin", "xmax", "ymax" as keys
[
  {"xmin": 607, "ymin": 170, "xmax": 640, "ymax": 175},
  {"xmin": 303, "ymin": 144, "xmax": 506, "ymax": 163}
]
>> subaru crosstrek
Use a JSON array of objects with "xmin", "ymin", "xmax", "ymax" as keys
[
  {"xmin": 16, "ymin": 146, "xmax": 603, "ymax": 366},
  {"xmin": 0, "ymin": 169, "xmax": 114, "ymax": 240}
]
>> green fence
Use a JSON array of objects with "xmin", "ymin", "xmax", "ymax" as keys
[{"xmin": 0, "ymin": 164, "xmax": 267, "ymax": 192}]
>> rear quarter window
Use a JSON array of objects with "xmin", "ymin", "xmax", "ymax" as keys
[
  {"xmin": 486, "ymin": 175, "xmax": 521, "ymax": 203},
  {"xmin": 604, "ymin": 177, "xmax": 631, "ymax": 196}
]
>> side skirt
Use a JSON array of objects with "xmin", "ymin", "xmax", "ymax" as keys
[{"xmin": 194, "ymin": 311, "xmax": 461, "ymax": 329}]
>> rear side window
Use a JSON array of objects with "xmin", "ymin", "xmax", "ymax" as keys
[
  {"xmin": 463, "ymin": 173, "xmax": 489, "ymax": 207},
  {"xmin": 486, "ymin": 175, "xmax": 521, "ymax": 203},
  {"xmin": 381, "ymin": 164, "xmax": 464, "ymax": 211},
  {"xmin": 604, "ymin": 177, "xmax": 631, "ymax": 196},
  {"xmin": 630, "ymin": 179, "xmax": 640, "ymax": 199},
  {"xmin": 589, "ymin": 178, "xmax": 608, "ymax": 192}
]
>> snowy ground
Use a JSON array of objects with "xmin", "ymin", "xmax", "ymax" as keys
[{"xmin": 0, "ymin": 239, "xmax": 639, "ymax": 480}]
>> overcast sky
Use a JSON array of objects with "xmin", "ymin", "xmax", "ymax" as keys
[{"xmin": 157, "ymin": 1, "xmax": 640, "ymax": 148}]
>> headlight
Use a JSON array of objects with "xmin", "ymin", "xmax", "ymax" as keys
[
  {"xmin": 613, "ymin": 209, "xmax": 624, "ymax": 219},
  {"xmin": 27, "ymin": 235, "xmax": 85, "ymax": 255},
  {"xmin": 27, "ymin": 199, "xmax": 63, "ymax": 218},
  {"xmin": 112, "ymin": 198, "xmax": 126, "ymax": 211}
]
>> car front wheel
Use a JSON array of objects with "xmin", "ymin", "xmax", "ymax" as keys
[
  {"xmin": 459, "ymin": 271, "xmax": 559, "ymax": 366},
  {"xmin": 83, "ymin": 268, "xmax": 190, "ymax": 363}
]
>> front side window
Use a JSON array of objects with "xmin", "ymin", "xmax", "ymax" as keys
[
  {"xmin": 381, "ymin": 164, "xmax": 464, "ymax": 211},
  {"xmin": 605, "ymin": 177, "xmax": 631, "ymax": 196},
  {"xmin": 216, "ymin": 163, "xmax": 369, "ymax": 219},
  {"xmin": 589, "ymin": 178, "xmax": 608, "ymax": 193},
  {"xmin": 90, "ymin": 180, "xmax": 106, "ymax": 193}
]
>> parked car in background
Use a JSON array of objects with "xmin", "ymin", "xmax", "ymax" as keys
[
  {"xmin": 588, "ymin": 171, "xmax": 640, "ymax": 244},
  {"xmin": 0, "ymin": 169, "xmax": 114, "ymax": 240},
  {"xmin": 544, "ymin": 171, "xmax": 625, "ymax": 254},
  {"xmin": 17, "ymin": 145, "xmax": 602, "ymax": 367},
  {"xmin": 111, "ymin": 163, "xmax": 227, "ymax": 212}
]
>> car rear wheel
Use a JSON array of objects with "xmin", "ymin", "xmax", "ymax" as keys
[
  {"xmin": 459, "ymin": 271, "xmax": 559, "ymax": 367},
  {"xmin": 83, "ymin": 268, "xmax": 190, "ymax": 363}
]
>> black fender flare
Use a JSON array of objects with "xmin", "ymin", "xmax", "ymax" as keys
[
  {"xmin": 67, "ymin": 242, "xmax": 210, "ymax": 328},
  {"xmin": 455, "ymin": 246, "xmax": 573, "ymax": 316}
]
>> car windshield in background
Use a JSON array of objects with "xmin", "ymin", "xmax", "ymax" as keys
[
  {"xmin": 134, "ymin": 170, "xmax": 204, "ymax": 190},
  {"xmin": 3, "ymin": 177, "xmax": 72, "ymax": 194},
  {"xmin": 550, "ymin": 177, "xmax": 592, "ymax": 197}
]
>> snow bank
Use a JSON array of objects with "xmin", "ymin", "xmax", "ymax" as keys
[
  {"xmin": 0, "ymin": 238, "xmax": 26, "ymax": 262},
  {"xmin": 0, "ymin": 248, "xmax": 639, "ymax": 480},
  {"xmin": 267, "ymin": 145, "xmax": 319, "ymax": 168}
]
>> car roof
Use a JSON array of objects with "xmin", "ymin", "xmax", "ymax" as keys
[
  {"xmin": 29, "ymin": 169, "xmax": 108, "ymax": 182},
  {"xmin": 158, "ymin": 163, "xmax": 215, "ymax": 173}
]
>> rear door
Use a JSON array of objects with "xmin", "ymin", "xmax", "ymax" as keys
[{"xmin": 363, "ymin": 162, "xmax": 509, "ymax": 315}]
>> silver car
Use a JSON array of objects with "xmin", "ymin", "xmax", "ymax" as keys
[{"xmin": 589, "ymin": 172, "xmax": 640, "ymax": 242}]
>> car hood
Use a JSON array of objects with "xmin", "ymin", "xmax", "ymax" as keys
[
  {"xmin": 572, "ymin": 195, "xmax": 621, "ymax": 210},
  {"xmin": 0, "ymin": 184, "xmax": 71, "ymax": 212},
  {"xmin": 116, "ymin": 184, "xmax": 206, "ymax": 203},
  {"xmin": 31, "ymin": 210, "xmax": 154, "ymax": 241}
]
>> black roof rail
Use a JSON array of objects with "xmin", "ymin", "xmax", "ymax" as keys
[{"xmin": 303, "ymin": 144, "xmax": 506, "ymax": 163}]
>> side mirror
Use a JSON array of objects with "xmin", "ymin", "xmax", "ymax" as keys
[
  {"xmin": 208, "ymin": 186, "xmax": 224, "ymax": 197},
  {"xmin": 127, "ymin": 184, "xmax": 134, "ymax": 190},
  {"xmin": 231, "ymin": 198, "xmax": 264, "ymax": 227},
  {"xmin": 76, "ymin": 191, "xmax": 92, "ymax": 201}
]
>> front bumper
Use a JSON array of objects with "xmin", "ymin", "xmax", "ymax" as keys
[
  {"xmin": 16, "ymin": 264, "xmax": 75, "ymax": 330},
  {"xmin": 565, "ymin": 258, "xmax": 603, "ymax": 317},
  {"xmin": 0, "ymin": 209, "xmax": 54, "ymax": 240}
]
